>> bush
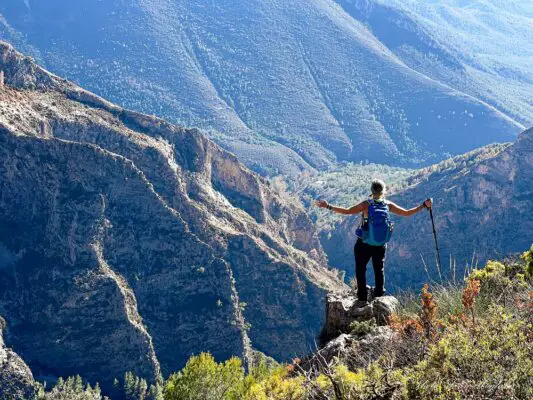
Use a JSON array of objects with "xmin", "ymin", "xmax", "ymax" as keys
[
  {"xmin": 349, "ymin": 319, "xmax": 376, "ymax": 337},
  {"xmin": 163, "ymin": 353, "xmax": 250, "ymax": 400},
  {"xmin": 522, "ymin": 245, "xmax": 533, "ymax": 279},
  {"xmin": 246, "ymin": 367, "xmax": 305, "ymax": 400},
  {"xmin": 407, "ymin": 307, "xmax": 533, "ymax": 399},
  {"xmin": 310, "ymin": 363, "xmax": 406, "ymax": 400}
]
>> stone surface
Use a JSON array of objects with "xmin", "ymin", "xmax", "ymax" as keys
[
  {"xmin": 0, "ymin": 317, "xmax": 37, "ymax": 400},
  {"xmin": 301, "ymin": 290, "xmax": 399, "ymax": 374},
  {"xmin": 373, "ymin": 296, "xmax": 400, "ymax": 326},
  {"xmin": 0, "ymin": 42, "xmax": 345, "ymax": 390},
  {"xmin": 301, "ymin": 326, "xmax": 397, "ymax": 373},
  {"xmin": 323, "ymin": 291, "xmax": 398, "ymax": 341}
]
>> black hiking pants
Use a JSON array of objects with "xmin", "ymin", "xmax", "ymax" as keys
[{"xmin": 354, "ymin": 239, "xmax": 386, "ymax": 301}]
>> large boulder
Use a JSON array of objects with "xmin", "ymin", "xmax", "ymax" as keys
[
  {"xmin": 323, "ymin": 291, "xmax": 399, "ymax": 341},
  {"xmin": 299, "ymin": 291, "xmax": 400, "ymax": 374}
]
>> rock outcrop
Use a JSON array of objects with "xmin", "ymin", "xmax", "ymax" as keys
[
  {"xmin": 0, "ymin": 42, "xmax": 345, "ymax": 390},
  {"xmin": 0, "ymin": 317, "xmax": 37, "ymax": 400},
  {"xmin": 300, "ymin": 291, "xmax": 398, "ymax": 373},
  {"xmin": 322, "ymin": 291, "xmax": 398, "ymax": 342}
]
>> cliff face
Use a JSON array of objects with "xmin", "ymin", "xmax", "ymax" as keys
[
  {"xmin": 0, "ymin": 317, "xmax": 37, "ymax": 400},
  {"xmin": 322, "ymin": 128, "xmax": 533, "ymax": 288},
  {"xmin": 0, "ymin": 42, "xmax": 344, "ymax": 388}
]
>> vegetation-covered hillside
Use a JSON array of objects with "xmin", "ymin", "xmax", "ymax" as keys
[
  {"xmin": 26, "ymin": 246, "xmax": 533, "ymax": 400},
  {"xmin": 0, "ymin": 0, "xmax": 524, "ymax": 175},
  {"xmin": 275, "ymin": 162, "xmax": 416, "ymax": 231}
]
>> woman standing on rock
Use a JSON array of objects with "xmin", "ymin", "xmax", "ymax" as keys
[{"xmin": 315, "ymin": 179, "xmax": 432, "ymax": 306}]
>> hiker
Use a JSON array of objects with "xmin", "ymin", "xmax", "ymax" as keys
[{"xmin": 315, "ymin": 179, "xmax": 432, "ymax": 305}]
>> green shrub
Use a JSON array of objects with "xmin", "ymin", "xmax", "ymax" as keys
[
  {"xmin": 349, "ymin": 319, "xmax": 376, "ymax": 336},
  {"xmin": 163, "ymin": 353, "xmax": 250, "ymax": 400},
  {"xmin": 407, "ymin": 307, "xmax": 533, "ymax": 399},
  {"xmin": 246, "ymin": 367, "xmax": 305, "ymax": 400},
  {"xmin": 310, "ymin": 362, "xmax": 406, "ymax": 400},
  {"xmin": 469, "ymin": 258, "xmax": 530, "ymax": 311},
  {"xmin": 522, "ymin": 245, "xmax": 533, "ymax": 279}
]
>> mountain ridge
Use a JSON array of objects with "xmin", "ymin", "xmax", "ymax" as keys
[
  {"xmin": 0, "ymin": 0, "xmax": 524, "ymax": 175},
  {"xmin": 0, "ymin": 41, "xmax": 345, "ymax": 390}
]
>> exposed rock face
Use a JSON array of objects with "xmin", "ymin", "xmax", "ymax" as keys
[
  {"xmin": 0, "ymin": 317, "xmax": 37, "ymax": 400},
  {"xmin": 322, "ymin": 129, "xmax": 533, "ymax": 288},
  {"xmin": 323, "ymin": 291, "xmax": 398, "ymax": 342},
  {"xmin": 301, "ymin": 291, "xmax": 398, "ymax": 373},
  {"xmin": 312, "ymin": 326, "xmax": 395, "ymax": 370},
  {"xmin": 0, "ymin": 42, "xmax": 344, "ymax": 389}
]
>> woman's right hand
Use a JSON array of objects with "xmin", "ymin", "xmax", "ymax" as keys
[{"xmin": 314, "ymin": 199, "xmax": 329, "ymax": 209}]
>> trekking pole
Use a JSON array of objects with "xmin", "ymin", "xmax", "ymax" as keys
[{"xmin": 427, "ymin": 198, "xmax": 443, "ymax": 281}]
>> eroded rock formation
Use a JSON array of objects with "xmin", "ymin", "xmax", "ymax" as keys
[
  {"xmin": 0, "ymin": 41, "xmax": 345, "ymax": 389},
  {"xmin": 300, "ymin": 291, "xmax": 398, "ymax": 373}
]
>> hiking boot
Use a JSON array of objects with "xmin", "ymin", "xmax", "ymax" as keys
[{"xmin": 354, "ymin": 299, "xmax": 369, "ymax": 308}]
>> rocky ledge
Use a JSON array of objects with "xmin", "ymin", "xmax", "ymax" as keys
[
  {"xmin": 300, "ymin": 291, "xmax": 399, "ymax": 373},
  {"xmin": 0, "ymin": 317, "xmax": 37, "ymax": 400},
  {"xmin": 323, "ymin": 291, "xmax": 399, "ymax": 341}
]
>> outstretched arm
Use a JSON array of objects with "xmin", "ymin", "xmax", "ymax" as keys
[
  {"xmin": 388, "ymin": 199, "xmax": 432, "ymax": 217},
  {"xmin": 314, "ymin": 199, "xmax": 367, "ymax": 215}
]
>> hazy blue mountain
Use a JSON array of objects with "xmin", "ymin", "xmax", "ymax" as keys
[
  {"xmin": 0, "ymin": 0, "xmax": 524, "ymax": 175},
  {"xmin": 355, "ymin": 0, "xmax": 533, "ymax": 127}
]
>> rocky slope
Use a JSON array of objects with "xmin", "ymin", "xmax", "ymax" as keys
[
  {"xmin": 322, "ymin": 127, "xmax": 533, "ymax": 288},
  {"xmin": 0, "ymin": 42, "xmax": 344, "ymax": 390},
  {"xmin": 0, "ymin": 317, "xmax": 37, "ymax": 400},
  {"xmin": 0, "ymin": 0, "xmax": 524, "ymax": 175}
]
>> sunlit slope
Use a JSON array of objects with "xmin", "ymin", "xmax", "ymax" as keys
[
  {"xmin": 0, "ymin": 0, "xmax": 523, "ymax": 174},
  {"xmin": 355, "ymin": 0, "xmax": 533, "ymax": 126}
]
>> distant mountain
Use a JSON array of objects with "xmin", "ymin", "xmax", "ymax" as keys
[
  {"xmin": 0, "ymin": 42, "xmax": 344, "ymax": 389},
  {"xmin": 0, "ymin": 0, "xmax": 524, "ymax": 175},
  {"xmin": 322, "ymin": 127, "xmax": 533, "ymax": 288},
  {"xmin": 372, "ymin": 0, "xmax": 533, "ymax": 128}
]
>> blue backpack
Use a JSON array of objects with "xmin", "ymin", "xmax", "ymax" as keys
[{"xmin": 357, "ymin": 199, "xmax": 393, "ymax": 246}]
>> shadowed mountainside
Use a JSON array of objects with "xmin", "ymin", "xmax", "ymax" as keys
[
  {"xmin": 0, "ymin": 317, "xmax": 37, "ymax": 400},
  {"xmin": 0, "ymin": 42, "xmax": 344, "ymax": 390}
]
